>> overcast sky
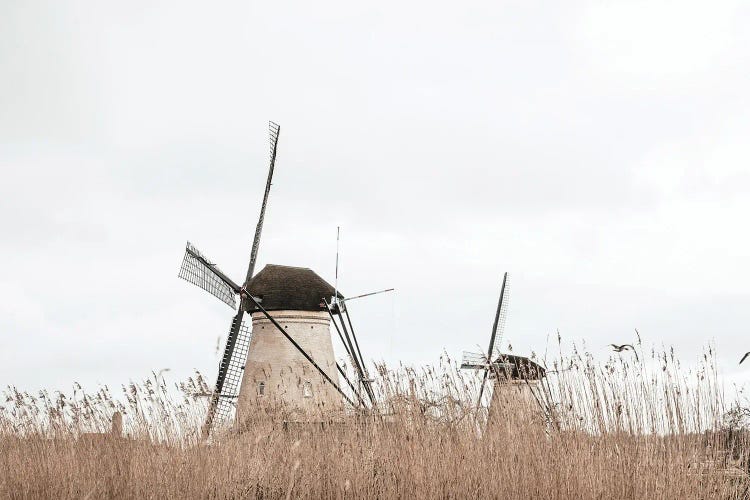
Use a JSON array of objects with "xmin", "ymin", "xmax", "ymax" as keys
[{"xmin": 2, "ymin": 0, "xmax": 750, "ymax": 394}]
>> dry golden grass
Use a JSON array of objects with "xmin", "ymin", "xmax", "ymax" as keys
[{"xmin": 1, "ymin": 342, "xmax": 749, "ymax": 499}]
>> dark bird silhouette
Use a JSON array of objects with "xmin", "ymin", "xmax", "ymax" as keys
[
  {"xmin": 610, "ymin": 344, "xmax": 634, "ymax": 352},
  {"xmin": 610, "ymin": 344, "xmax": 639, "ymax": 361},
  {"xmin": 740, "ymin": 352, "xmax": 750, "ymax": 365}
]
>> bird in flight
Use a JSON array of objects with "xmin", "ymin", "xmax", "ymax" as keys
[
  {"xmin": 610, "ymin": 344, "xmax": 639, "ymax": 361},
  {"xmin": 610, "ymin": 344, "xmax": 634, "ymax": 352},
  {"xmin": 740, "ymin": 352, "xmax": 750, "ymax": 365}
]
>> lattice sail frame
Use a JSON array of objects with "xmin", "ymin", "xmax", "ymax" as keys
[
  {"xmin": 268, "ymin": 121, "xmax": 280, "ymax": 157},
  {"xmin": 460, "ymin": 351, "xmax": 514, "ymax": 378},
  {"xmin": 491, "ymin": 273, "xmax": 511, "ymax": 359},
  {"xmin": 213, "ymin": 318, "xmax": 253, "ymax": 427},
  {"xmin": 460, "ymin": 351, "xmax": 488, "ymax": 369},
  {"xmin": 178, "ymin": 242, "xmax": 237, "ymax": 309}
]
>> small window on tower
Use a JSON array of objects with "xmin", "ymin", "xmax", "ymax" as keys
[
  {"xmin": 258, "ymin": 381, "xmax": 265, "ymax": 396},
  {"xmin": 303, "ymin": 381, "xmax": 312, "ymax": 398}
]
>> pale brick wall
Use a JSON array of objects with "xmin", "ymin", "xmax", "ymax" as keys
[
  {"xmin": 488, "ymin": 379, "xmax": 543, "ymax": 426},
  {"xmin": 236, "ymin": 310, "xmax": 343, "ymax": 424}
]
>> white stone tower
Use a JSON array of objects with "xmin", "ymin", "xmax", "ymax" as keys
[{"xmin": 236, "ymin": 264, "xmax": 343, "ymax": 424}]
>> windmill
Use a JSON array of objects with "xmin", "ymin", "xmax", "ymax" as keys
[
  {"xmin": 461, "ymin": 273, "xmax": 545, "ymax": 414},
  {"xmin": 178, "ymin": 122, "xmax": 374, "ymax": 436}
]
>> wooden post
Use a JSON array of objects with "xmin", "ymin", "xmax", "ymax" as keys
[{"xmin": 111, "ymin": 411, "xmax": 122, "ymax": 437}]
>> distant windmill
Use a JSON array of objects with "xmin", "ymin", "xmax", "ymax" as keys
[{"xmin": 461, "ymin": 273, "xmax": 546, "ymax": 414}]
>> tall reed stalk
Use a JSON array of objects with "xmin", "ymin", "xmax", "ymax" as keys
[{"xmin": 1, "ymin": 343, "xmax": 747, "ymax": 498}]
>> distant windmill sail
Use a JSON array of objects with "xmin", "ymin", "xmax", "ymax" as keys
[
  {"xmin": 476, "ymin": 272, "xmax": 510, "ymax": 407},
  {"xmin": 460, "ymin": 351, "xmax": 488, "ymax": 370},
  {"xmin": 491, "ymin": 273, "xmax": 511, "ymax": 359}
]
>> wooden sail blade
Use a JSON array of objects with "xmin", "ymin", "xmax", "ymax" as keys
[
  {"xmin": 178, "ymin": 242, "xmax": 240, "ymax": 309},
  {"xmin": 204, "ymin": 121, "xmax": 282, "ymax": 436},
  {"xmin": 213, "ymin": 318, "xmax": 253, "ymax": 427},
  {"xmin": 476, "ymin": 272, "xmax": 510, "ymax": 407},
  {"xmin": 244, "ymin": 121, "xmax": 281, "ymax": 285},
  {"xmin": 490, "ymin": 273, "xmax": 511, "ymax": 359},
  {"xmin": 460, "ymin": 351, "xmax": 488, "ymax": 370},
  {"xmin": 202, "ymin": 314, "xmax": 252, "ymax": 435}
]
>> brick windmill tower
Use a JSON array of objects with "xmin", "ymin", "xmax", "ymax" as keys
[{"xmin": 236, "ymin": 264, "xmax": 344, "ymax": 423}]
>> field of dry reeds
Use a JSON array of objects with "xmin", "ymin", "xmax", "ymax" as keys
[{"xmin": 2, "ymin": 340, "xmax": 749, "ymax": 499}]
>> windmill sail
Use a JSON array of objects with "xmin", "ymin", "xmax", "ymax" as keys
[
  {"xmin": 476, "ymin": 272, "xmax": 510, "ymax": 406},
  {"xmin": 204, "ymin": 121, "xmax": 281, "ymax": 437},
  {"xmin": 178, "ymin": 242, "xmax": 240, "ymax": 308},
  {"xmin": 460, "ymin": 351, "xmax": 488, "ymax": 369},
  {"xmin": 244, "ymin": 121, "xmax": 280, "ymax": 283},
  {"xmin": 490, "ymin": 273, "xmax": 511, "ymax": 359},
  {"xmin": 461, "ymin": 351, "xmax": 514, "ymax": 377},
  {"xmin": 208, "ymin": 317, "xmax": 253, "ymax": 428}
]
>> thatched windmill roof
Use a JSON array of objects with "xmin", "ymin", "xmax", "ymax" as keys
[
  {"xmin": 245, "ymin": 264, "xmax": 343, "ymax": 312},
  {"xmin": 491, "ymin": 354, "xmax": 546, "ymax": 381}
]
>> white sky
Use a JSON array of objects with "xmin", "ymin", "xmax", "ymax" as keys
[{"xmin": 1, "ymin": 0, "xmax": 749, "ymax": 393}]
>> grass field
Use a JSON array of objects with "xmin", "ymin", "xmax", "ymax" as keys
[{"xmin": 2, "ymin": 342, "xmax": 748, "ymax": 499}]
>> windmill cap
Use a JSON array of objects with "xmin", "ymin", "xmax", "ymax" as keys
[
  {"xmin": 491, "ymin": 354, "xmax": 546, "ymax": 380},
  {"xmin": 245, "ymin": 264, "xmax": 343, "ymax": 312}
]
